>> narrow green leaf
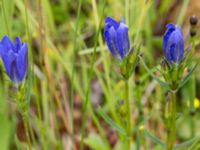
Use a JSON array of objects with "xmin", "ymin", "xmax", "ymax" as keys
[
  {"xmin": 0, "ymin": 0, "xmax": 15, "ymax": 36},
  {"xmin": 140, "ymin": 56, "xmax": 170, "ymax": 88},
  {"xmin": 85, "ymin": 133, "xmax": 110, "ymax": 150},
  {"xmin": 174, "ymin": 136, "xmax": 199, "ymax": 150},
  {"xmin": 144, "ymin": 129, "xmax": 166, "ymax": 148},
  {"xmin": 188, "ymin": 136, "xmax": 200, "ymax": 150},
  {"xmin": 97, "ymin": 108, "xmax": 126, "ymax": 136},
  {"xmin": 178, "ymin": 63, "xmax": 199, "ymax": 89}
]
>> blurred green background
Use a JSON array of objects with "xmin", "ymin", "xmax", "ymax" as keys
[{"xmin": 0, "ymin": 0, "xmax": 200, "ymax": 149}]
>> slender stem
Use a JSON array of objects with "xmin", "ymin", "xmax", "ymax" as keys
[
  {"xmin": 70, "ymin": 0, "xmax": 82, "ymax": 149},
  {"xmin": 1, "ymin": 0, "xmax": 10, "ymax": 36},
  {"xmin": 125, "ymin": 79, "xmax": 131, "ymax": 150},
  {"xmin": 23, "ymin": 0, "xmax": 36, "ymax": 145},
  {"xmin": 167, "ymin": 91, "xmax": 176, "ymax": 150},
  {"xmin": 189, "ymin": 30, "xmax": 196, "ymax": 138},
  {"xmin": 79, "ymin": 1, "xmax": 105, "ymax": 149},
  {"xmin": 16, "ymin": 84, "xmax": 32, "ymax": 150},
  {"xmin": 92, "ymin": 0, "xmax": 118, "ymax": 122},
  {"xmin": 125, "ymin": 0, "xmax": 129, "ymax": 26},
  {"xmin": 22, "ymin": 113, "xmax": 32, "ymax": 150}
]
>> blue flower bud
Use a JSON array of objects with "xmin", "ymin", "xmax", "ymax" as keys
[
  {"xmin": 163, "ymin": 23, "xmax": 184, "ymax": 64},
  {"xmin": 0, "ymin": 36, "xmax": 28, "ymax": 83},
  {"xmin": 103, "ymin": 17, "xmax": 130, "ymax": 61}
]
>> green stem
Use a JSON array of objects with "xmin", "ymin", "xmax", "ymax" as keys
[
  {"xmin": 125, "ymin": 79, "xmax": 131, "ymax": 150},
  {"xmin": 24, "ymin": 0, "xmax": 35, "ymax": 146},
  {"xmin": 70, "ymin": 0, "xmax": 82, "ymax": 149},
  {"xmin": 16, "ymin": 85, "xmax": 32, "ymax": 150},
  {"xmin": 79, "ymin": 2, "xmax": 105, "ymax": 149},
  {"xmin": 125, "ymin": 0, "xmax": 129, "ymax": 26},
  {"xmin": 22, "ymin": 113, "xmax": 32, "ymax": 150},
  {"xmin": 1, "ymin": 0, "xmax": 10, "ymax": 36},
  {"xmin": 167, "ymin": 91, "xmax": 176, "ymax": 150}
]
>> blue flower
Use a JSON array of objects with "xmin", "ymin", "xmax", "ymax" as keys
[
  {"xmin": 163, "ymin": 23, "xmax": 184, "ymax": 64},
  {"xmin": 0, "ymin": 36, "xmax": 28, "ymax": 83},
  {"xmin": 103, "ymin": 17, "xmax": 130, "ymax": 61}
]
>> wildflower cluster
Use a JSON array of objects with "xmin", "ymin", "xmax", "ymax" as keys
[{"xmin": 103, "ymin": 15, "xmax": 199, "ymax": 150}]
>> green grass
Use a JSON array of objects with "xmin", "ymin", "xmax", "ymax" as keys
[{"xmin": 0, "ymin": 0, "xmax": 200, "ymax": 150}]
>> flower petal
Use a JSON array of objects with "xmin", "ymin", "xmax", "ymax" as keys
[
  {"xmin": 163, "ymin": 23, "xmax": 184, "ymax": 64},
  {"xmin": 9, "ymin": 59, "xmax": 20, "ymax": 82},
  {"xmin": 163, "ymin": 24, "xmax": 176, "ymax": 52},
  {"xmin": 0, "ymin": 36, "xmax": 15, "ymax": 52},
  {"xmin": 17, "ymin": 43, "xmax": 28, "ymax": 81},
  {"xmin": 0, "ymin": 44, "xmax": 8, "ymax": 57},
  {"xmin": 104, "ymin": 26, "xmax": 121, "ymax": 60},
  {"xmin": 116, "ymin": 23, "xmax": 130, "ymax": 59},
  {"xmin": 1, "ymin": 50, "xmax": 17, "ymax": 80},
  {"xmin": 105, "ymin": 17, "xmax": 119, "ymax": 29},
  {"xmin": 14, "ymin": 37, "xmax": 23, "ymax": 53},
  {"xmin": 165, "ymin": 29, "xmax": 184, "ymax": 63}
]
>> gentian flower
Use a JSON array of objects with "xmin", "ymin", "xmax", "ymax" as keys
[
  {"xmin": 163, "ymin": 23, "xmax": 184, "ymax": 64},
  {"xmin": 104, "ymin": 17, "xmax": 130, "ymax": 61},
  {"xmin": 0, "ymin": 36, "xmax": 28, "ymax": 83}
]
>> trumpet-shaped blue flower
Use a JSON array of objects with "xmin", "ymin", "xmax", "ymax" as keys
[
  {"xmin": 104, "ymin": 17, "xmax": 130, "ymax": 61},
  {"xmin": 163, "ymin": 23, "xmax": 184, "ymax": 64},
  {"xmin": 0, "ymin": 36, "xmax": 28, "ymax": 83}
]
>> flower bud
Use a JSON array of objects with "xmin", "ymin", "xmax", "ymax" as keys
[
  {"xmin": 0, "ymin": 36, "xmax": 28, "ymax": 83},
  {"xmin": 190, "ymin": 16, "xmax": 198, "ymax": 26},
  {"xmin": 104, "ymin": 17, "xmax": 130, "ymax": 61},
  {"xmin": 190, "ymin": 29, "xmax": 196, "ymax": 37},
  {"xmin": 163, "ymin": 23, "xmax": 184, "ymax": 64}
]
